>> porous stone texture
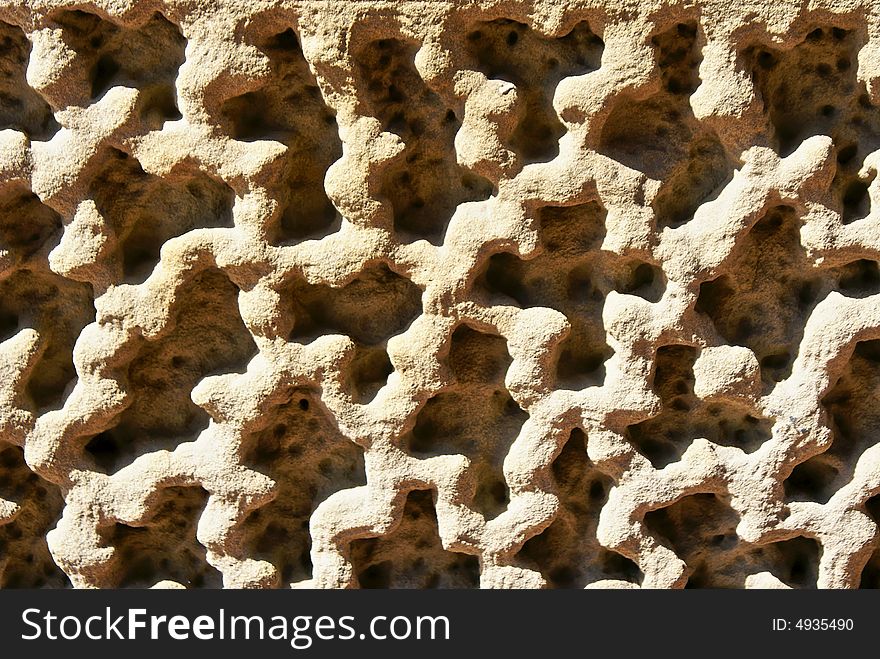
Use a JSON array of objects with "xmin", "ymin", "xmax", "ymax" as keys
[{"xmin": 0, "ymin": 0, "xmax": 880, "ymax": 590}]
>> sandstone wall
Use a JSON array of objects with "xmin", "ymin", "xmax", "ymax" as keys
[{"xmin": 1, "ymin": 0, "xmax": 880, "ymax": 589}]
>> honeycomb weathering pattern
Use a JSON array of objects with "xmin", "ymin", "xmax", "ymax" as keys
[{"xmin": 1, "ymin": 0, "xmax": 880, "ymax": 590}]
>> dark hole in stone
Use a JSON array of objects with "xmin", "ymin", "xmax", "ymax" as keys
[
  {"xmin": 515, "ymin": 429, "xmax": 642, "ymax": 587},
  {"xmin": 351, "ymin": 490, "xmax": 480, "ymax": 588}
]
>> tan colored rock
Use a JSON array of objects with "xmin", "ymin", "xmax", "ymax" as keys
[{"xmin": 0, "ymin": 0, "xmax": 878, "ymax": 589}]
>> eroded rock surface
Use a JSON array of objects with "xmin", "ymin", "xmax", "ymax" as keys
[{"xmin": 1, "ymin": 0, "xmax": 880, "ymax": 589}]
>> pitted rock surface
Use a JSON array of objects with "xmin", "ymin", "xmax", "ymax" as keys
[{"xmin": 0, "ymin": 0, "xmax": 880, "ymax": 589}]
